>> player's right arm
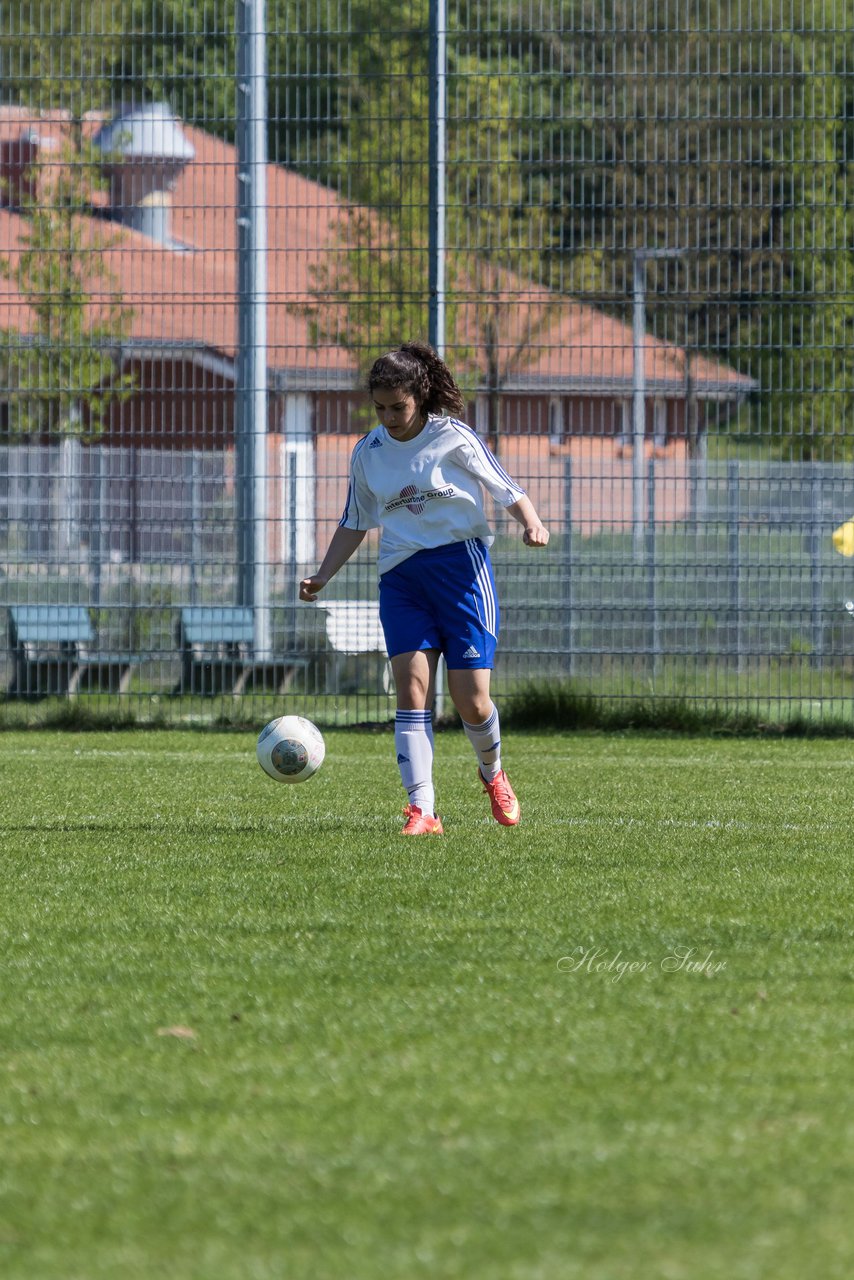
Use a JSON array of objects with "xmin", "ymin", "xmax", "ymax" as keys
[{"xmin": 299, "ymin": 526, "xmax": 368, "ymax": 601}]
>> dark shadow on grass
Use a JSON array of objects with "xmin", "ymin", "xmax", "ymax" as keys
[{"xmin": 0, "ymin": 818, "xmax": 394, "ymax": 835}]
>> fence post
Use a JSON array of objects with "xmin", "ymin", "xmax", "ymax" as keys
[
  {"xmin": 286, "ymin": 444, "xmax": 299, "ymax": 652},
  {"xmin": 57, "ymin": 435, "xmax": 82, "ymax": 562},
  {"xmin": 647, "ymin": 456, "xmax": 660, "ymax": 675},
  {"xmin": 689, "ymin": 432, "xmax": 709, "ymax": 529},
  {"xmin": 90, "ymin": 445, "xmax": 103, "ymax": 611},
  {"xmin": 810, "ymin": 464, "xmax": 824, "ymax": 669},
  {"xmin": 727, "ymin": 458, "xmax": 742, "ymax": 670},
  {"xmin": 428, "ymin": 0, "xmax": 447, "ymax": 357},
  {"xmin": 128, "ymin": 446, "xmax": 139, "ymax": 565},
  {"xmin": 428, "ymin": 0, "xmax": 448, "ymax": 721},
  {"xmin": 189, "ymin": 451, "xmax": 202, "ymax": 604},
  {"xmin": 235, "ymin": 0, "xmax": 271, "ymax": 659},
  {"xmin": 562, "ymin": 455, "xmax": 574, "ymax": 675}
]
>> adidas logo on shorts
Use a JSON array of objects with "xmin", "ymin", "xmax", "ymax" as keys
[{"xmin": 462, "ymin": 644, "xmax": 481, "ymax": 660}]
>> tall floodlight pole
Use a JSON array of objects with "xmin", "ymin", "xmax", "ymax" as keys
[
  {"xmin": 428, "ymin": 0, "xmax": 447, "ymax": 715},
  {"xmin": 235, "ymin": 0, "xmax": 270, "ymax": 657},
  {"xmin": 632, "ymin": 247, "xmax": 682, "ymax": 562},
  {"xmin": 428, "ymin": 0, "xmax": 447, "ymax": 356}
]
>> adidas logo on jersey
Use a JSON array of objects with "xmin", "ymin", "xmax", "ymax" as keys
[
  {"xmin": 462, "ymin": 645, "xmax": 481, "ymax": 660},
  {"xmin": 369, "ymin": 436, "xmax": 384, "ymax": 448}
]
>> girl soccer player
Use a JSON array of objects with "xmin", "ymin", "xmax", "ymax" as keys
[{"xmin": 299, "ymin": 341, "xmax": 550, "ymax": 834}]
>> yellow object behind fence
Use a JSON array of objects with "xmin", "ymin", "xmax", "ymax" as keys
[{"xmin": 832, "ymin": 520, "xmax": 854, "ymax": 557}]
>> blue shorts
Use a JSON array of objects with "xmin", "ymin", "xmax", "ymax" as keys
[{"xmin": 379, "ymin": 539, "xmax": 499, "ymax": 668}]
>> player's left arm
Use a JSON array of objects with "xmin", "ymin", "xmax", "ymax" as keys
[
  {"xmin": 506, "ymin": 495, "xmax": 549, "ymax": 547},
  {"xmin": 452, "ymin": 427, "xmax": 549, "ymax": 546}
]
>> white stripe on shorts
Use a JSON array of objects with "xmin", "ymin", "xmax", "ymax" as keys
[{"xmin": 464, "ymin": 538, "xmax": 497, "ymax": 637}]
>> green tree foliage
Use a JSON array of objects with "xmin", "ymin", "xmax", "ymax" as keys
[
  {"xmin": 533, "ymin": 0, "xmax": 854, "ymax": 456},
  {"xmin": 533, "ymin": 3, "xmax": 799, "ymax": 335},
  {"xmin": 743, "ymin": 19, "xmax": 854, "ymax": 458},
  {"xmin": 0, "ymin": 0, "xmax": 343, "ymax": 162},
  {"xmin": 300, "ymin": 8, "xmax": 561, "ymax": 450},
  {"xmin": 113, "ymin": 2, "xmax": 237, "ymax": 141},
  {"xmin": 0, "ymin": 0, "xmax": 125, "ymax": 129},
  {"xmin": 2, "ymin": 0, "xmax": 854, "ymax": 455},
  {"xmin": 0, "ymin": 141, "xmax": 134, "ymax": 437},
  {"xmin": 300, "ymin": 16, "xmax": 435, "ymax": 361}
]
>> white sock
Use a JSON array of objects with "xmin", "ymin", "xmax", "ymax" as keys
[
  {"xmin": 462, "ymin": 703, "xmax": 502, "ymax": 782},
  {"xmin": 395, "ymin": 709, "xmax": 435, "ymax": 815}
]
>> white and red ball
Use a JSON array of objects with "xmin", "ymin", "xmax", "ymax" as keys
[{"xmin": 256, "ymin": 715, "xmax": 325, "ymax": 784}]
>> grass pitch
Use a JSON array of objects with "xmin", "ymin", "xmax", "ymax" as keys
[{"xmin": 0, "ymin": 728, "xmax": 851, "ymax": 1280}]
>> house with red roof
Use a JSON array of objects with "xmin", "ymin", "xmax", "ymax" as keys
[{"xmin": 0, "ymin": 102, "xmax": 756, "ymax": 546}]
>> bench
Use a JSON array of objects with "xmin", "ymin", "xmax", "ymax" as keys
[
  {"xmin": 173, "ymin": 605, "xmax": 309, "ymax": 695},
  {"xmin": 320, "ymin": 599, "xmax": 392, "ymax": 693},
  {"xmin": 7, "ymin": 605, "xmax": 137, "ymax": 698}
]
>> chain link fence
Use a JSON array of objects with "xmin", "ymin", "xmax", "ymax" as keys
[{"xmin": 1, "ymin": 2, "xmax": 853, "ymax": 724}]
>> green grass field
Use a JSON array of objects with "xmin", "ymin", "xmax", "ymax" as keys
[{"xmin": 1, "ymin": 728, "xmax": 851, "ymax": 1280}]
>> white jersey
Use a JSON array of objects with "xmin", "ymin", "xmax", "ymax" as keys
[{"xmin": 339, "ymin": 415, "xmax": 526, "ymax": 575}]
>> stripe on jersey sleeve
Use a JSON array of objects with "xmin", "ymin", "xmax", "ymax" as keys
[
  {"xmin": 448, "ymin": 418, "xmax": 525, "ymax": 494},
  {"xmin": 339, "ymin": 434, "xmax": 371, "ymax": 527}
]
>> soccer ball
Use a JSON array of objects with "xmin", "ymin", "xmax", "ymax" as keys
[{"xmin": 256, "ymin": 715, "xmax": 325, "ymax": 784}]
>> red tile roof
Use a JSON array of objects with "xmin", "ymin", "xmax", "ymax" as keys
[{"xmin": 0, "ymin": 106, "xmax": 754, "ymax": 397}]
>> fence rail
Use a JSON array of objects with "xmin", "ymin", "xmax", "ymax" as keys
[
  {"xmin": 3, "ymin": 445, "xmax": 854, "ymax": 722},
  {"xmin": 1, "ymin": 3, "xmax": 853, "ymax": 724}
]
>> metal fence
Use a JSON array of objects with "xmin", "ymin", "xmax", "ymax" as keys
[{"xmin": 1, "ymin": 2, "xmax": 853, "ymax": 725}]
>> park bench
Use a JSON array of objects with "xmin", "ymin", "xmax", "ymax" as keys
[
  {"xmin": 6, "ymin": 604, "xmax": 137, "ymax": 698},
  {"xmin": 173, "ymin": 605, "xmax": 309, "ymax": 695}
]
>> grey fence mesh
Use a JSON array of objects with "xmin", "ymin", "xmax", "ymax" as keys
[{"xmin": 1, "ymin": 2, "xmax": 853, "ymax": 724}]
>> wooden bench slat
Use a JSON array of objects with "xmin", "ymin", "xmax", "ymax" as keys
[
  {"xmin": 6, "ymin": 605, "xmax": 136, "ymax": 699},
  {"xmin": 178, "ymin": 606, "xmax": 255, "ymax": 648},
  {"xmin": 10, "ymin": 605, "xmax": 94, "ymax": 646},
  {"xmin": 174, "ymin": 605, "xmax": 306, "ymax": 696}
]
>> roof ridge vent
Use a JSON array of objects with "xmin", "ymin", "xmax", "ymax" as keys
[{"xmin": 93, "ymin": 103, "xmax": 195, "ymax": 246}]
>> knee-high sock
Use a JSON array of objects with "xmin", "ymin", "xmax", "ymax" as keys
[
  {"xmin": 395, "ymin": 709, "xmax": 435, "ymax": 815},
  {"xmin": 461, "ymin": 702, "xmax": 502, "ymax": 782}
]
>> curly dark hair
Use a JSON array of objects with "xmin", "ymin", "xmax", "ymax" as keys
[{"xmin": 367, "ymin": 341, "xmax": 466, "ymax": 418}]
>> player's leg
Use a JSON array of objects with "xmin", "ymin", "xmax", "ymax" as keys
[
  {"xmin": 391, "ymin": 649, "xmax": 443, "ymax": 833},
  {"xmin": 446, "ymin": 666, "xmax": 504, "ymax": 781},
  {"xmin": 446, "ymin": 667, "xmax": 520, "ymax": 826},
  {"xmin": 445, "ymin": 665, "xmax": 493, "ymax": 727},
  {"xmin": 391, "ymin": 647, "xmax": 439, "ymax": 711},
  {"xmin": 380, "ymin": 562, "xmax": 444, "ymax": 834},
  {"xmin": 432, "ymin": 542, "xmax": 520, "ymax": 827}
]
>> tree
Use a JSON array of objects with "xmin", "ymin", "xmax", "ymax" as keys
[
  {"xmin": 6, "ymin": 0, "xmax": 852, "ymax": 457},
  {"xmin": 298, "ymin": 17, "xmax": 435, "ymax": 360},
  {"xmin": 0, "ymin": 0, "xmax": 126, "ymax": 137},
  {"xmin": 533, "ymin": 3, "xmax": 802, "ymax": 328},
  {"xmin": 0, "ymin": 139, "xmax": 134, "ymax": 439},
  {"xmin": 739, "ymin": 20, "xmax": 854, "ymax": 459},
  {"xmin": 445, "ymin": 54, "xmax": 559, "ymax": 449},
  {"xmin": 530, "ymin": 0, "xmax": 854, "ymax": 456},
  {"xmin": 299, "ymin": 14, "xmax": 562, "ymax": 452},
  {"xmin": 0, "ymin": 140, "xmax": 135, "ymax": 553}
]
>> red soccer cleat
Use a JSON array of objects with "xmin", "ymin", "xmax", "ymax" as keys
[
  {"xmin": 401, "ymin": 805, "xmax": 444, "ymax": 836},
  {"xmin": 479, "ymin": 768, "xmax": 521, "ymax": 826}
]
